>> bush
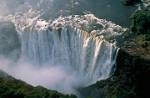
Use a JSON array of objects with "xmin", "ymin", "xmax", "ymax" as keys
[
  {"xmin": 121, "ymin": 0, "xmax": 141, "ymax": 6},
  {"xmin": 131, "ymin": 10, "xmax": 150, "ymax": 35},
  {"xmin": 145, "ymin": 34, "xmax": 150, "ymax": 41},
  {"xmin": 0, "ymin": 74, "xmax": 77, "ymax": 98}
]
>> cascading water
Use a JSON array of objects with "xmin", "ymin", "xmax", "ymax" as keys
[
  {"xmin": 17, "ymin": 24, "xmax": 118, "ymax": 83},
  {"xmin": 0, "ymin": 12, "xmax": 126, "ymax": 94},
  {"xmin": 13, "ymin": 14, "xmax": 124, "ymax": 85}
]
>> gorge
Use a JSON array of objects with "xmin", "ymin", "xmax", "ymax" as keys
[
  {"xmin": 0, "ymin": 13, "xmax": 125, "ymax": 95},
  {"xmin": 0, "ymin": 0, "xmax": 150, "ymax": 98}
]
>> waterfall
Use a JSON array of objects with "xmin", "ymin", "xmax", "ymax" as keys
[
  {"xmin": 0, "ymin": 13, "xmax": 127, "ymax": 94},
  {"xmin": 12, "ymin": 14, "xmax": 124, "ymax": 86}
]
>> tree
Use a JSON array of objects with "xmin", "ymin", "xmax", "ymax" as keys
[
  {"xmin": 131, "ymin": 10, "xmax": 150, "ymax": 34},
  {"xmin": 121, "ymin": 0, "xmax": 141, "ymax": 6}
]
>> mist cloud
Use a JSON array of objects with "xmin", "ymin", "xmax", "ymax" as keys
[
  {"xmin": 0, "ymin": 58, "xmax": 86, "ymax": 94},
  {"xmin": 0, "ymin": 0, "xmax": 53, "ymax": 16}
]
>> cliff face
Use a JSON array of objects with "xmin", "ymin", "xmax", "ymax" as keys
[
  {"xmin": 0, "ymin": 21, "xmax": 21, "ymax": 60},
  {"xmin": 1, "ymin": 40, "xmax": 149, "ymax": 98},
  {"xmin": 79, "ymin": 49, "xmax": 150, "ymax": 98},
  {"xmin": 79, "ymin": 8, "xmax": 150, "ymax": 98},
  {"xmin": 115, "ymin": 49, "xmax": 150, "ymax": 98}
]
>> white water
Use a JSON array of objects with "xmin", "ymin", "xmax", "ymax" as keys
[
  {"xmin": 18, "ymin": 24, "xmax": 118, "ymax": 82},
  {"xmin": 0, "ymin": 13, "xmax": 126, "ymax": 94}
]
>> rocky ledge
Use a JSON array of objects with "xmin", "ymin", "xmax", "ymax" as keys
[{"xmin": 79, "ymin": 47, "xmax": 150, "ymax": 98}]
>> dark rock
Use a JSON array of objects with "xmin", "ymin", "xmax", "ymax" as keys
[{"xmin": 79, "ymin": 49, "xmax": 150, "ymax": 98}]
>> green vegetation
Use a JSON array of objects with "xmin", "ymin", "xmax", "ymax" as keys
[
  {"xmin": 0, "ymin": 70, "xmax": 77, "ymax": 98},
  {"xmin": 121, "ymin": 0, "xmax": 141, "ymax": 6},
  {"xmin": 130, "ymin": 10, "xmax": 150, "ymax": 48},
  {"xmin": 131, "ymin": 10, "xmax": 150, "ymax": 35}
]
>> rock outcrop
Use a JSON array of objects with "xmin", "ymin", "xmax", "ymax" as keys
[{"xmin": 79, "ymin": 47, "xmax": 150, "ymax": 98}]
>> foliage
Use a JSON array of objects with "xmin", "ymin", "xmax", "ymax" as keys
[
  {"xmin": 0, "ymin": 71, "xmax": 77, "ymax": 98},
  {"xmin": 131, "ymin": 10, "xmax": 150, "ymax": 35},
  {"xmin": 121, "ymin": 0, "xmax": 141, "ymax": 6}
]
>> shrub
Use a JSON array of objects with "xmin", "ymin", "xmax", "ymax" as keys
[
  {"xmin": 131, "ymin": 10, "xmax": 150, "ymax": 35},
  {"xmin": 0, "ymin": 75, "xmax": 77, "ymax": 98},
  {"xmin": 121, "ymin": 0, "xmax": 141, "ymax": 6}
]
